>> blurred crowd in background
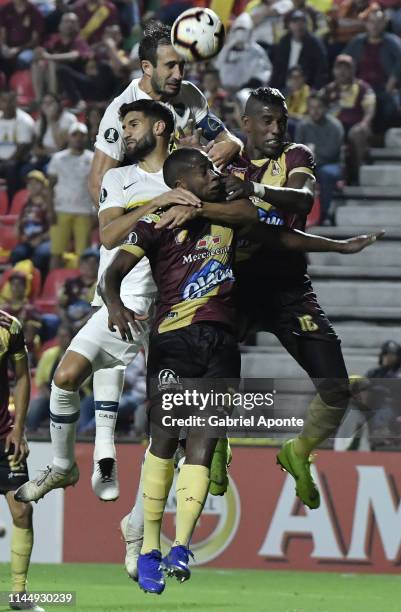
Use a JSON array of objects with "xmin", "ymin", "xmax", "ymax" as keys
[{"xmin": 1, "ymin": 0, "xmax": 401, "ymax": 444}]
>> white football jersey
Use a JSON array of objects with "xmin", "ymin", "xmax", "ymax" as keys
[
  {"xmin": 94, "ymin": 164, "xmax": 168, "ymax": 305},
  {"xmin": 95, "ymin": 78, "xmax": 208, "ymax": 162}
]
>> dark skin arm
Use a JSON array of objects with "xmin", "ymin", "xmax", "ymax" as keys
[
  {"xmin": 224, "ymin": 172, "xmax": 315, "ymax": 215},
  {"xmin": 5, "ymin": 353, "xmax": 30, "ymax": 463},
  {"xmin": 100, "ymin": 250, "xmax": 148, "ymax": 342},
  {"xmin": 155, "ymin": 199, "xmax": 257, "ymax": 230}
]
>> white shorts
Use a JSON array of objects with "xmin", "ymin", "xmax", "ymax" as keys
[{"xmin": 68, "ymin": 296, "xmax": 153, "ymax": 371}]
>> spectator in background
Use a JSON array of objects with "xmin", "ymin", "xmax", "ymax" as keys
[
  {"xmin": 56, "ymin": 54, "xmax": 117, "ymax": 109},
  {"xmin": 202, "ymin": 67, "xmax": 229, "ymax": 120},
  {"xmin": 270, "ymin": 10, "xmax": 328, "ymax": 90},
  {"xmin": 92, "ymin": 24, "xmax": 131, "ymax": 83},
  {"xmin": 366, "ymin": 341, "xmax": 401, "ymax": 379},
  {"xmin": 74, "ymin": 0, "xmax": 118, "ymax": 45},
  {"xmin": 327, "ymin": 0, "xmax": 377, "ymax": 49},
  {"xmin": 284, "ymin": 0, "xmax": 322, "ymax": 32},
  {"xmin": 11, "ymin": 170, "xmax": 52, "ymax": 275},
  {"xmin": 57, "ymin": 248, "xmax": 98, "ymax": 333},
  {"xmin": 31, "ymin": 93, "xmax": 77, "ymax": 167},
  {"xmin": 296, "ymin": 94, "xmax": 344, "ymax": 223},
  {"xmin": 86, "ymin": 105, "xmax": 103, "ymax": 148},
  {"xmin": 31, "ymin": 11, "xmax": 91, "ymax": 101},
  {"xmin": 214, "ymin": 13, "xmax": 272, "ymax": 92},
  {"xmin": 285, "ymin": 65, "xmax": 311, "ymax": 138},
  {"xmin": 26, "ymin": 323, "xmax": 73, "ymax": 432},
  {"xmin": 345, "ymin": 8, "xmax": 401, "ymax": 131},
  {"xmin": 47, "ymin": 122, "xmax": 94, "ymax": 268},
  {"xmin": 245, "ymin": 0, "xmax": 294, "ymax": 54},
  {"xmin": 320, "ymin": 54, "xmax": 376, "ymax": 184},
  {"xmin": 0, "ymin": 89, "xmax": 35, "ymax": 203},
  {"xmin": 0, "ymin": 0, "xmax": 44, "ymax": 77}
]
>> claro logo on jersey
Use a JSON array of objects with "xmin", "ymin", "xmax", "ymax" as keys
[
  {"xmin": 162, "ymin": 474, "xmax": 241, "ymax": 564},
  {"xmin": 183, "ymin": 259, "xmax": 234, "ymax": 300}
]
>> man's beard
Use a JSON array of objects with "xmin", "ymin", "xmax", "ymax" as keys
[
  {"xmin": 151, "ymin": 74, "xmax": 179, "ymax": 100},
  {"xmin": 128, "ymin": 132, "xmax": 157, "ymax": 161}
]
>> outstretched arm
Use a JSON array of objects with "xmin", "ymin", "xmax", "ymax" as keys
[
  {"xmin": 245, "ymin": 224, "xmax": 385, "ymax": 253},
  {"xmin": 101, "ymin": 250, "xmax": 147, "ymax": 341},
  {"xmin": 155, "ymin": 199, "xmax": 258, "ymax": 230}
]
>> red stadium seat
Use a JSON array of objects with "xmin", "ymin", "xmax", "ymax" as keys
[
  {"xmin": 306, "ymin": 195, "xmax": 321, "ymax": 228},
  {"xmin": 10, "ymin": 189, "xmax": 29, "ymax": 216},
  {"xmin": 9, "ymin": 70, "xmax": 35, "ymax": 107},
  {"xmin": 0, "ymin": 189, "xmax": 8, "ymax": 215},
  {"xmin": 0, "ymin": 225, "xmax": 18, "ymax": 263},
  {"xmin": 35, "ymin": 268, "xmax": 80, "ymax": 313},
  {"xmin": 0, "ymin": 266, "xmax": 42, "ymax": 301}
]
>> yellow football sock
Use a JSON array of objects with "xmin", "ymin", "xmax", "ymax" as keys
[
  {"xmin": 175, "ymin": 464, "xmax": 210, "ymax": 547},
  {"xmin": 141, "ymin": 452, "xmax": 174, "ymax": 554},
  {"xmin": 11, "ymin": 526, "xmax": 33, "ymax": 593}
]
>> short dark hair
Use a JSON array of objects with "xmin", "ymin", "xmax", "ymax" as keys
[
  {"xmin": 163, "ymin": 147, "xmax": 205, "ymax": 188},
  {"xmin": 288, "ymin": 65, "xmax": 304, "ymax": 77},
  {"xmin": 119, "ymin": 99, "xmax": 175, "ymax": 139},
  {"xmin": 308, "ymin": 92, "xmax": 326, "ymax": 107},
  {"xmin": 138, "ymin": 21, "xmax": 172, "ymax": 67},
  {"xmin": 245, "ymin": 87, "xmax": 288, "ymax": 118}
]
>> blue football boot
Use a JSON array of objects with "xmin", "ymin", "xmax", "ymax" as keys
[
  {"xmin": 137, "ymin": 550, "xmax": 165, "ymax": 594},
  {"xmin": 163, "ymin": 545, "xmax": 194, "ymax": 583}
]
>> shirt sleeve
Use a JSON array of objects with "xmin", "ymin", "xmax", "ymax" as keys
[
  {"xmin": 95, "ymin": 100, "xmax": 125, "ymax": 161},
  {"xmin": 184, "ymin": 82, "xmax": 209, "ymax": 126},
  {"xmin": 8, "ymin": 318, "xmax": 27, "ymax": 362},
  {"xmin": 285, "ymin": 144, "xmax": 316, "ymax": 179},
  {"xmin": 120, "ymin": 217, "xmax": 160, "ymax": 259},
  {"xmin": 98, "ymin": 168, "xmax": 125, "ymax": 211}
]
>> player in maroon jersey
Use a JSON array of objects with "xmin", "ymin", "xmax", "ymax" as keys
[
  {"xmin": 0, "ymin": 311, "xmax": 43, "ymax": 611},
  {"xmin": 223, "ymin": 87, "xmax": 364, "ymax": 510}
]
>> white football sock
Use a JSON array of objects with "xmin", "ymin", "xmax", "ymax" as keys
[
  {"xmin": 50, "ymin": 383, "xmax": 80, "ymax": 473},
  {"xmin": 93, "ymin": 367, "xmax": 125, "ymax": 461}
]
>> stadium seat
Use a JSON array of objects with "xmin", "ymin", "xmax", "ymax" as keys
[
  {"xmin": 0, "ymin": 266, "xmax": 41, "ymax": 301},
  {"xmin": 9, "ymin": 70, "xmax": 35, "ymax": 107},
  {"xmin": 10, "ymin": 189, "xmax": 29, "ymax": 215},
  {"xmin": 35, "ymin": 268, "xmax": 80, "ymax": 313},
  {"xmin": 0, "ymin": 225, "xmax": 18, "ymax": 264},
  {"xmin": 0, "ymin": 189, "xmax": 8, "ymax": 215}
]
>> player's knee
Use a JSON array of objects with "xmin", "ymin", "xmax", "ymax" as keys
[
  {"xmin": 11, "ymin": 500, "xmax": 32, "ymax": 528},
  {"xmin": 54, "ymin": 364, "xmax": 80, "ymax": 391}
]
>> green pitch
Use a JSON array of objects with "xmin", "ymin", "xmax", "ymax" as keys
[{"xmin": 1, "ymin": 564, "xmax": 401, "ymax": 612}]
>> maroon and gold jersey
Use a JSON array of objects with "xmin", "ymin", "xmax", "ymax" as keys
[
  {"xmin": 121, "ymin": 215, "xmax": 236, "ymax": 335},
  {"xmin": 0, "ymin": 311, "xmax": 26, "ymax": 439},
  {"xmin": 230, "ymin": 143, "xmax": 315, "ymax": 287}
]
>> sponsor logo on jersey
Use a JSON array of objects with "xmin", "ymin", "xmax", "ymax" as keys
[
  {"xmin": 99, "ymin": 187, "xmax": 107, "ymax": 204},
  {"xmin": 182, "ymin": 245, "xmax": 230, "ymax": 264},
  {"xmin": 257, "ymin": 207, "xmax": 284, "ymax": 225},
  {"xmin": 123, "ymin": 181, "xmax": 138, "ymax": 190},
  {"xmin": 165, "ymin": 311, "xmax": 178, "ymax": 319},
  {"xmin": 104, "ymin": 128, "xmax": 119, "ymax": 143},
  {"xmin": 126, "ymin": 231, "xmax": 137, "ymax": 245},
  {"xmin": 196, "ymin": 235, "xmax": 221, "ymax": 250},
  {"xmin": 183, "ymin": 259, "xmax": 234, "ymax": 300},
  {"xmin": 158, "ymin": 368, "xmax": 181, "ymax": 391},
  {"xmin": 271, "ymin": 161, "xmax": 281, "ymax": 176}
]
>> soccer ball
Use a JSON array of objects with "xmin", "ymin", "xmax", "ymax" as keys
[{"xmin": 171, "ymin": 8, "xmax": 225, "ymax": 62}]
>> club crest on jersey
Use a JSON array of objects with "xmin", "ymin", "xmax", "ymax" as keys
[
  {"xmin": 183, "ymin": 259, "xmax": 234, "ymax": 300},
  {"xmin": 174, "ymin": 229, "xmax": 188, "ymax": 245},
  {"xmin": 104, "ymin": 128, "xmax": 119, "ymax": 143},
  {"xmin": 99, "ymin": 187, "xmax": 107, "ymax": 204},
  {"xmin": 271, "ymin": 161, "xmax": 281, "ymax": 176},
  {"xmin": 126, "ymin": 231, "xmax": 137, "ymax": 245},
  {"xmin": 158, "ymin": 368, "xmax": 181, "ymax": 391},
  {"xmin": 196, "ymin": 235, "xmax": 221, "ymax": 250}
]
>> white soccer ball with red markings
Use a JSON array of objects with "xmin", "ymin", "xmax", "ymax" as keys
[{"xmin": 171, "ymin": 8, "xmax": 225, "ymax": 62}]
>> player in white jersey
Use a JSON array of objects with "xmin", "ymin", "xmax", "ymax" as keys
[
  {"xmin": 15, "ymin": 100, "xmax": 200, "ymax": 505},
  {"xmin": 86, "ymin": 21, "xmax": 242, "ymax": 499}
]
